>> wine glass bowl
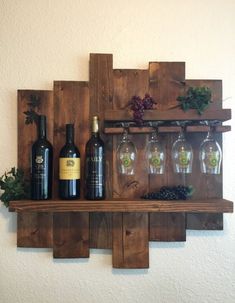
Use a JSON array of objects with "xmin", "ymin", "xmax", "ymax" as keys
[
  {"xmin": 116, "ymin": 129, "xmax": 137, "ymax": 175},
  {"xmin": 146, "ymin": 130, "xmax": 165, "ymax": 174},
  {"xmin": 199, "ymin": 131, "xmax": 222, "ymax": 174},
  {"xmin": 172, "ymin": 130, "xmax": 193, "ymax": 174}
]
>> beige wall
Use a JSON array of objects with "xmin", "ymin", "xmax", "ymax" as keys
[{"xmin": 1, "ymin": 1, "xmax": 235, "ymax": 302}]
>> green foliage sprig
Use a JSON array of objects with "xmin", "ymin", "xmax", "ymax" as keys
[
  {"xmin": 0, "ymin": 168, "xmax": 30, "ymax": 207},
  {"xmin": 177, "ymin": 86, "xmax": 212, "ymax": 115}
]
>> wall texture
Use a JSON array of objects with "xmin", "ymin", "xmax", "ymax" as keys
[{"xmin": 1, "ymin": 1, "xmax": 235, "ymax": 302}]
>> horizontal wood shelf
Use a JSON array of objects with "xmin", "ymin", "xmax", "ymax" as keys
[
  {"xmin": 104, "ymin": 109, "xmax": 231, "ymax": 122},
  {"xmin": 104, "ymin": 125, "xmax": 231, "ymax": 134},
  {"xmin": 9, "ymin": 199, "xmax": 233, "ymax": 213}
]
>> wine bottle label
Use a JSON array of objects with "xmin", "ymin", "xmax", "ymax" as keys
[{"xmin": 59, "ymin": 158, "xmax": 80, "ymax": 180}]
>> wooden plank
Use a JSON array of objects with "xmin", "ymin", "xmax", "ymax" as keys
[
  {"xmin": 183, "ymin": 79, "xmax": 224, "ymax": 230},
  {"xmin": 53, "ymin": 212, "xmax": 89, "ymax": 258},
  {"xmin": 112, "ymin": 69, "xmax": 150, "ymax": 268},
  {"xmin": 17, "ymin": 90, "xmax": 53, "ymax": 248},
  {"xmin": 148, "ymin": 63, "xmax": 186, "ymax": 242},
  {"xmin": 112, "ymin": 213, "xmax": 149, "ymax": 268},
  {"xmin": 149, "ymin": 62, "xmax": 185, "ymax": 110},
  {"xmin": 17, "ymin": 213, "xmax": 52, "ymax": 248},
  {"xmin": 8, "ymin": 198, "xmax": 233, "ymax": 213},
  {"xmin": 53, "ymin": 81, "xmax": 89, "ymax": 258},
  {"xmin": 104, "ymin": 108, "xmax": 231, "ymax": 122},
  {"xmin": 149, "ymin": 213, "xmax": 186, "ymax": 241},
  {"xmin": 89, "ymin": 53, "xmax": 113, "ymax": 249},
  {"xmin": 149, "ymin": 134, "xmax": 186, "ymax": 242},
  {"xmin": 186, "ymin": 132, "xmax": 224, "ymax": 230}
]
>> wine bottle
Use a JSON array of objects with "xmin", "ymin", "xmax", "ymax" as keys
[
  {"xmin": 31, "ymin": 115, "xmax": 53, "ymax": 200},
  {"xmin": 85, "ymin": 116, "xmax": 105, "ymax": 200},
  {"xmin": 59, "ymin": 124, "xmax": 80, "ymax": 199}
]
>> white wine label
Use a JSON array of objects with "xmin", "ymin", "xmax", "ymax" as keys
[{"xmin": 59, "ymin": 158, "xmax": 80, "ymax": 180}]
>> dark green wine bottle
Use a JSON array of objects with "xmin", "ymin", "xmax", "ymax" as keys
[
  {"xmin": 31, "ymin": 115, "xmax": 53, "ymax": 200},
  {"xmin": 85, "ymin": 116, "xmax": 105, "ymax": 200}
]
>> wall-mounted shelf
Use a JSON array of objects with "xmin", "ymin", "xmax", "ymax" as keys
[
  {"xmin": 9, "ymin": 198, "xmax": 233, "ymax": 213},
  {"xmin": 104, "ymin": 109, "xmax": 231, "ymax": 122},
  {"xmin": 12, "ymin": 54, "xmax": 233, "ymax": 269}
]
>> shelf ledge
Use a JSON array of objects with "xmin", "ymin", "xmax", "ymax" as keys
[{"xmin": 9, "ymin": 198, "xmax": 233, "ymax": 213}]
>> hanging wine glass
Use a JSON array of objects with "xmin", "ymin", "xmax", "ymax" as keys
[
  {"xmin": 146, "ymin": 128, "xmax": 165, "ymax": 174},
  {"xmin": 172, "ymin": 127, "xmax": 193, "ymax": 174},
  {"xmin": 199, "ymin": 128, "xmax": 222, "ymax": 174},
  {"xmin": 116, "ymin": 128, "xmax": 137, "ymax": 175}
]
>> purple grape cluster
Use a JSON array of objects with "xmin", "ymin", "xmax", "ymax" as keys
[
  {"xmin": 141, "ymin": 185, "xmax": 194, "ymax": 201},
  {"xmin": 129, "ymin": 94, "xmax": 156, "ymax": 125},
  {"xmin": 142, "ymin": 94, "xmax": 155, "ymax": 109}
]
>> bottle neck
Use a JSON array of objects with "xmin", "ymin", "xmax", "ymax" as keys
[
  {"xmin": 66, "ymin": 124, "xmax": 74, "ymax": 143},
  {"xmin": 91, "ymin": 116, "xmax": 99, "ymax": 137},
  {"xmin": 37, "ymin": 115, "xmax": 47, "ymax": 139}
]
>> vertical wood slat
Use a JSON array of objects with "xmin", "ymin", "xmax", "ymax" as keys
[
  {"xmin": 112, "ymin": 213, "xmax": 149, "ymax": 269},
  {"xmin": 148, "ymin": 63, "xmax": 186, "ymax": 242},
  {"xmin": 185, "ymin": 80, "xmax": 223, "ymax": 230},
  {"xmin": 149, "ymin": 62, "xmax": 185, "ymax": 110},
  {"xmin": 53, "ymin": 81, "xmax": 89, "ymax": 258},
  {"xmin": 17, "ymin": 90, "xmax": 53, "ymax": 248},
  {"xmin": 112, "ymin": 69, "xmax": 150, "ymax": 268},
  {"xmin": 89, "ymin": 54, "xmax": 113, "ymax": 249}
]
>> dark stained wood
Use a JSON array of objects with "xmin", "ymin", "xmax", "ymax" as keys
[
  {"xmin": 104, "ymin": 125, "xmax": 230, "ymax": 134},
  {"xmin": 17, "ymin": 90, "xmax": 53, "ymax": 248},
  {"xmin": 89, "ymin": 212, "xmax": 112, "ymax": 249},
  {"xmin": 53, "ymin": 81, "xmax": 89, "ymax": 258},
  {"xmin": 53, "ymin": 212, "xmax": 89, "ymax": 258},
  {"xmin": 149, "ymin": 134, "xmax": 186, "ymax": 242},
  {"xmin": 89, "ymin": 53, "xmax": 114, "ymax": 249},
  {"xmin": 17, "ymin": 213, "xmax": 52, "ymax": 247},
  {"xmin": 104, "ymin": 108, "xmax": 231, "ymax": 122},
  {"xmin": 187, "ymin": 213, "xmax": 223, "ymax": 230},
  {"xmin": 149, "ymin": 213, "xmax": 186, "ymax": 241},
  {"xmin": 113, "ymin": 69, "xmax": 149, "ymax": 109},
  {"xmin": 148, "ymin": 63, "xmax": 187, "ymax": 242},
  {"xmin": 9, "ymin": 198, "xmax": 233, "ymax": 213},
  {"xmin": 149, "ymin": 62, "xmax": 185, "ymax": 110},
  {"xmin": 112, "ymin": 213, "xmax": 149, "ymax": 268},
  {"xmin": 186, "ymin": 132, "xmax": 224, "ymax": 230},
  {"xmin": 112, "ymin": 69, "xmax": 150, "ymax": 267}
]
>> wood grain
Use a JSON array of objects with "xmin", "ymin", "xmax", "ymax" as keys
[
  {"xmin": 149, "ymin": 62, "xmax": 185, "ymax": 110},
  {"xmin": 104, "ymin": 109, "xmax": 231, "ymax": 122},
  {"xmin": 112, "ymin": 69, "xmax": 150, "ymax": 267},
  {"xmin": 89, "ymin": 53, "xmax": 113, "ymax": 249},
  {"xmin": 53, "ymin": 81, "xmax": 89, "ymax": 258},
  {"xmin": 53, "ymin": 212, "xmax": 89, "ymax": 258},
  {"xmin": 185, "ymin": 80, "xmax": 224, "ymax": 230},
  {"xmin": 9, "ymin": 198, "xmax": 233, "ymax": 213},
  {"xmin": 17, "ymin": 90, "xmax": 53, "ymax": 248},
  {"xmin": 112, "ymin": 213, "xmax": 149, "ymax": 268}
]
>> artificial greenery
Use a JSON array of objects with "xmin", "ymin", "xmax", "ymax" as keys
[
  {"xmin": 24, "ymin": 94, "xmax": 41, "ymax": 124},
  {"xmin": 0, "ymin": 167, "xmax": 30, "ymax": 207},
  {"xmin": 177, "ymin": 86, "xmax": 212, "ymax": 115}
]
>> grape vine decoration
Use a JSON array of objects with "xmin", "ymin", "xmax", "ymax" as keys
[
  {"xmin": 24, "ymin": 94, "xmax": 41, "ymax": 125},
  {"xmin": 177, "ymin": 86, "xmax": 212, "ymax": 115},
  {"xmin": 129, "ymin": 94, "xmax": 156, "ymax": 125}
]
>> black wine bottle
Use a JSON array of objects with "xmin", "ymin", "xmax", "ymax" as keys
[
  {"xmin": 59, "ymin": 124, "xmax": 80, "ymax": 199},
  {"xmin": 31, "ymin": 115, "xmax": 53, "ymax": 200},
  {"xmin": 85, "ymin": 116, "xmax": 105, "ymax": 200}
]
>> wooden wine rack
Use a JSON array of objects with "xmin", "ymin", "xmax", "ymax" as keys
[{"xmin": 9, "ymin": 54, "xmax": 233, "ymax": 268}]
